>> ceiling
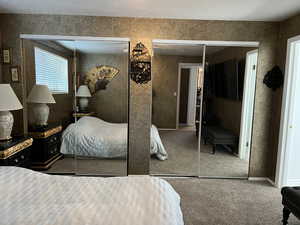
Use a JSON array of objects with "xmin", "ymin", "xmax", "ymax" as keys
[
  {"xmin": 154, "ymin": 44, "xmax": 226, "ymax": 57},
  {"xmin": 56, "ymin": 40, "xmax": 128, "ymax": 54},
  {"xmin": 0, "ymin": 0, "xmax": 300, "ymax": 21}
]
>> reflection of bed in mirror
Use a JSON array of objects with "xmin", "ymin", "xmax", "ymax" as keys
[{"xmin": 60, "ymin": 116, "xmax": 168, "ymax": 160}]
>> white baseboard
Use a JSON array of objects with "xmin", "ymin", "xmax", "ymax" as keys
[
  {"xmin": 158, "ymin": 128, "xmax": 177, "ymax": 131},
  {"xmin": 248, "ymin": 177, "xmax": 268, "ymax": 181},
  {"xmin": 267, "ymin": 178, "xmax": 276, "ymax": 186}
]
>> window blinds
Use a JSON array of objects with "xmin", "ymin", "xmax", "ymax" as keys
[{"xmin": 34, "ymin": 47, "xmax": 69, "ymax": 94}]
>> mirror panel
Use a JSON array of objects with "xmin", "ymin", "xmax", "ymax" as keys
[
  {"xmin": 22, "ymin": 37, "xmax": 129, "ymax": 176},
  {"xmin": 73, "ymin": 40, "xmax": 129, "ymax": 176},
  {"xmin": 23, "ymin": 38, "xmax": 76, "ymax": 174},
  {"xmin": 200, "ymin": 46, "xmax": 258, "ymax": 178},
  {"xmin": 150, "ymin": 42, "xmax": 205, "ymax": 176}
]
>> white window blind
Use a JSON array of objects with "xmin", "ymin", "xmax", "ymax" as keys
[{"xmin": 34, "ymin": 47, "xmax": 69, "ymax": 94}]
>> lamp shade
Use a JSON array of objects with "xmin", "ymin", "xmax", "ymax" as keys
[
  {"xmin": 27, "ymin": 85, "xmax": 56, "ymax": 104},
  {"xmin": 0, "ymin": 84, "xmax": 23, "ymax": 111},
  {"xmin": 77, "ymin": 85, "xmax": 91, "ymax": 97}
]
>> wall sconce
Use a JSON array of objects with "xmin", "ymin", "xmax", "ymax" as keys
[{"xmin": 130, "ymin": 42, "xmax": 151, "ymax": 84}]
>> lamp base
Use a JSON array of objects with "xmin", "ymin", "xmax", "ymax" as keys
[
  {"xmin": 32, "ymin": 103, "xmax": 49, "ymax": 126},
  {"xmin": 0, "ymin": 111, "xmax": 14, "ymax": 141},
  {"xmin": 79, "ymin": 98, "xmax": 89, "ymax": 112}
]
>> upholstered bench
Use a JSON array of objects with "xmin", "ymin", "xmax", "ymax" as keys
[
  {"xmin": 281, "ymin": 187, "xmax": 300, "ymax": 225},
  {"xmin": 204, "ymin": 126, "xmax": 238, "ymax": 154}
]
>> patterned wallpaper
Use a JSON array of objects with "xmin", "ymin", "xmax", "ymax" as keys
[
  {"xmin": 152, "ymin": 55, "xmax": 202, "ymax": 129},
  {"xmin": 0, "ymin": 14, "xmax": 279, "ymax": 176}
]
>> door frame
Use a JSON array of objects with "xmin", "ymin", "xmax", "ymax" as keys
[
  {"xmin": 238, "ymin": 49, "xmax": 258, "ymax": 160},
  {"xmin": 275, "ymin": 34, "xmax": 300, "ymax": 188},
  {"xmin": 177, "ymin": 63, "xmax": 202, "ymax": 129}
]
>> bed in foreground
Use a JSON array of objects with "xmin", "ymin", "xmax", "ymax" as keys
[
  {"xmin": 61, "ymin": 116, "xmax": 168, "ymax": 160},
  {"xmin": 0, "ymin": 167, "xmax": 184, "ymax": 225}
]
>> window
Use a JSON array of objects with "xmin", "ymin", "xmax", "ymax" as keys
[{"xmin": 34, "ymin": 47, "xmax": 69, "ymax": 94}]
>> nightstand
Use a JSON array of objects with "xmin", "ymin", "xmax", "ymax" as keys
[
  {"xmin": 73, "ymin": 111, "xmax": 95, "ymax": 119},
  {"xmin": 0, "ymin": 136, "xmax": 33, "ymax": 167},
  {"xmin": 29, "ymin": 123, "xmax": 63, "ymax": 170}
]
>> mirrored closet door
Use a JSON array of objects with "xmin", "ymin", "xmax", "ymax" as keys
[
  {"xmin": 150, "ymin": 41, "xmax": 205, "ymax": 176},
  {"xmin": 73, "ymin": 39, "xmax": 129, "ymax": 176},
  {"xmin": 199, "ymin": 45, "xmax": 259, "ymax": 178},
  {"xmin": 150, "ymin": 40, "xmax": 259, "ymax": 178},
  {"xmin": 21, "ymin": 36, "xmax": 129, "ymax": 176},
  {"xmin": 22, "ymin": 38, "xmax": 77, "ymax": 174}
]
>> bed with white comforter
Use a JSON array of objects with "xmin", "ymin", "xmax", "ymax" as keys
[
  {"xmin": 61, "ymin": 116, "xmax": 168, "ymax": 160},
  {"xmin": 0, "ymin": 167, "xmax": 184, "ymax": 225}
]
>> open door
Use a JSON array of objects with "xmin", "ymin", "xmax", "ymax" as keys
[
  {"xmin": 276, "ymin": 35, "xmax": 300, "ymax": 187},
  {"xmin": 239, "ymin": 50, "xmax": 258, "ymax": 161}
]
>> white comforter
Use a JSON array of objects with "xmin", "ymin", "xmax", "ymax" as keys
[
  {"xmin": 0, "ymin": 167, "xmax": 184, "ymax": 225},
  {"xmin": 61, "ymin": 116, "xmax": 168, "ymax": 160}
]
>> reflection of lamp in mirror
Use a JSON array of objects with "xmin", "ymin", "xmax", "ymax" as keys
[
  {"xmin": 27, "ymin": 85, "xmax": 56, "ymax": 127},
  {"xmin": 77, "ymin": 85, "xmax": 91, "ymax": 112},
  {"xmin": 0, "ymin": 84, "xmax": 23, "ymax": 140}
]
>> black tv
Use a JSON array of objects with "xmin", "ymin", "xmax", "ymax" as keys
[
  {"xmin": 206, "ymin": 58, "xmax": 245, "ymax": 101},
  {"xmin": 223, "ymin": 59, "xmax": 239, "ymax": 100}
]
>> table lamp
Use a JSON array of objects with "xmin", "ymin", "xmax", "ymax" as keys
[
  {"xmin": 0, "ymin": 84, "xmax": 23, "ymax": 140},
  {"xmin": 77, "ymin": 85, "xmax": 91, "ymax": 112},
  {"xmin": 27, "ymin": 84, "xmax": 56, "ymax": 127}
]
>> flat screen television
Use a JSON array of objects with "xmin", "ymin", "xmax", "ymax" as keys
[
  {"xmin": 214, "ymin": 59, "xmax": 238, "ymax": 100},
  {"xmin": 207, "ymin": 58, "xmax": 245, "ymax": 101},
  {"xmin": 224, "ymin": 59, "xmax": 239, "ymax": 100}
]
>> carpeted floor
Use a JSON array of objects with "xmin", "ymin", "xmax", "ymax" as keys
[
  {"xmin": 151, "ymin": 129, "xmax": 249, "ymax": 177},
  {"xmin": 47, "ymin": 129, "xmax": 248, "ymax": 177},
  {"xmin": 47, "ymin": 157, "xmax": 127, "ymax": 175},
  {"xmin": 166, "ymin": 178, "xmax": 298, "ymax": 225}
]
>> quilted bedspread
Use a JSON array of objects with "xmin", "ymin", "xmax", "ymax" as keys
[
  {"xmin": 61, "ymin": 116, "xmax": 168, "ymax": 160},
  {"xmin": 0, "ymin": 167, "xmax": 184, "ymax": 225}
]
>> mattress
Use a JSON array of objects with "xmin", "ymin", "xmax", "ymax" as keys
[
  {"xmin": 0, "ymin": 167, "xmax": 184, "ymax": 225},
  {"xmin": 60, "ymin": 116, "xmax": 168, "ymax": 160}
]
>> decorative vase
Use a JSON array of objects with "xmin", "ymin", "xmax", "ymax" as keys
[{"xmin": 0, "ymin": 111, "xmax": 14, "ymax": 140}]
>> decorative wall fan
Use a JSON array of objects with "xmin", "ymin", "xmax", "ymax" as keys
[{"xmin": 84, "ymin": 65, "xmax": 119, "ymax": 94}]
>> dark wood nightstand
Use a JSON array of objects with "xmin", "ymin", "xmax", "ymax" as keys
[
  {"xmin": 29, "ymin": 124, "xmax": 63, "ymax": 170},
  {"xmin": 72, "ymin": 111, "xmax": 95, "ymax": 119},
  {"xmin": 0, "ymin": 136, "xmax": 33, "ymax": 167}
]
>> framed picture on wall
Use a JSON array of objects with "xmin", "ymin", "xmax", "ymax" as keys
[
  {"xmin": 10, "ymin": 66, "xmax": 20, "ymax": 83},
  {"xmin": 2, "ymin": 48, "xmax": 12, "ymax": 64}
]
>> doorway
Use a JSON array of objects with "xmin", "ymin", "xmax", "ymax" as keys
[
  {"xmin": 177, "ymin": 63, "xmax": 202, "ymax": 129},
  {"xmin": 276, "ymin": 35, "xmax": 300, "ymax": 187}
]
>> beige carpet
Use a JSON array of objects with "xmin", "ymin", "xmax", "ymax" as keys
[
  {"xmin": 167, "ymin": 178, "xmax": 298, "ymax": 225},
  {"xmin": 151, "ymin": 130, "xmax": 249, "ymax": 177},
  {"xmin": 47, "ymin": 157, "xmax": 127, "ymax": 175}
]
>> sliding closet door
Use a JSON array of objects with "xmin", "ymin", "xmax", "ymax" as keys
[
  {"xmin": 150, "ymin": 42, "xmax": 205, "ymax": 176},
  {"xmin": 199, "ymin": 45, "xmax": 258, "ymax": 178},
  {"xmin": 74, "ymin": 40, "xmax": 129, "ymax": 176},
  {"xmin": 22, "ymin": 38, "xmax": 77, "ymax": 174}
]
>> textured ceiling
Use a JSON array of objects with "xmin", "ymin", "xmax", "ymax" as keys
[
  {"xmin": 56, "ymin": 40, "xmax": 128, "ymax": 54},
  {"xmin": 0, "ymin": 0, "xmax": 299, "ymax": 21}
]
